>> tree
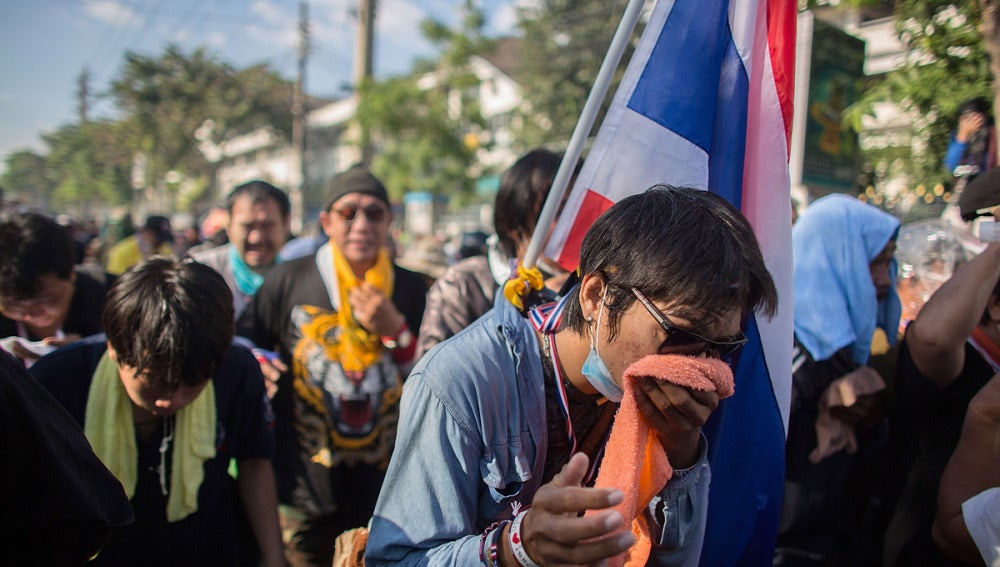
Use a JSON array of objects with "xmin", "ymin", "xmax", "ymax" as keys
[
  {"xmin": 979, "ymin": 1, "xmax": 1000, "ymax": 166},
  {"xmin": 354, "ymin": 1, "xmax": 491, "ymax": 201},
  {"xmin": 110, "ymin": 46, "xmax": 293, "ymax": 208},
  {"xmin": 1, "ymin": 150, "xmax": 55, "ymax": 206},
  {"xmin": 849, "ymin": 2, "xmax": 991, "ymax": 189},
  {"xmin": 513, "ymin": 0, "xmax": 632, "ymax": 148},
  {"xmin": 42, "ymin": 120, "xmax": 133, "ymax": 212}
]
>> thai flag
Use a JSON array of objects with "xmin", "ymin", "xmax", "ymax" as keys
[{"xmin": 545, "ymin": 0, "xmax": 796, "ymax": 564}]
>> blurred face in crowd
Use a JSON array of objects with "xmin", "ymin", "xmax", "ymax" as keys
[
  {"xmin": 320, "ymin": 192, "xmax": 392, "ymax": 271},
  {"xmin": 0, "ymin": 273, "xmax": 75, "ymax": 331},
  {"xmin": 228, "ymin": 194, "xmax": 290, "ymax": 270},
  {"xmin": 870, "ymin": 240, "xmax": 897, "ymax": 302}
]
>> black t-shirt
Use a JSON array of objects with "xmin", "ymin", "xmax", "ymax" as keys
[
  {"xmin": 236, "ymin": 253, "xmax": 427, "ymax": 525},
  {"xmin": 29, "ymin": 336, "xmax": 275, "ymax": 566},
  {"xmin": 0, "ymin": 350, "xmax": 133, "ymax": 564},
  {"xmin": 0, "ymin": 270, "xmax": 113, "ymax": 340},
  {"xmin": 780, "ymin": 338, "xmax": 860, "ymax": 536},
  {"xmin": 884, "ymin": 335, "xmax": 994, "ymax": 566}
]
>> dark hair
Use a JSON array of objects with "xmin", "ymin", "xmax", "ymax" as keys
[
  {"xmin": 101, "ymin": 258, "xmax": 234, "ymax": 389},
  {"xmin": 493, "ymin": 148, "xmax": 569, "ymax": 258},
  {"xmin": 959, "ymin": 97, "xmax": 991, "ymax": 118},
  {"xmin": 0, "ymin": 213, "xmax": 76, "ymax": 300},
  {"xmin": 563, "ymin": 186, "xmax": 778, "ymax": 338},
  {"xmin": 226, "ymin": 180, "xmax": 291, "ymax": 218}
]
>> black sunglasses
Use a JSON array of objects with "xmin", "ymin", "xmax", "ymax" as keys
[
  {"xmin": 332, "ymin": 203, "xmax": 387, "ymax": 223},
  {"xmin": 630, "ymin": 287, "xmax": 747, "ymax": 360}
]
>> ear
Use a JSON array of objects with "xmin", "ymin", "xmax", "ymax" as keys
[
  {"xmin": 319, "ymin": 210, "xmax": 335, "ymax": 239},
  {"xmin": 578, "ymin": 272, "xmax": 607, "ymax": 322},
  {"xmin": 106, "ymin": 341, "xmax": 117, "ymax": 362}
]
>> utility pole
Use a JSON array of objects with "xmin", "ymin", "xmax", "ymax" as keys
[
  {"xmin": 291, "ymin": 1, "xmax": 309, "ymax": 234},
  {"xmin": 77, "ymin": 68, "xmax": 90, "ymax": 123},
  {"xmin": 353, "ymin": 0, "xmax": 375, "ymax": 167}
]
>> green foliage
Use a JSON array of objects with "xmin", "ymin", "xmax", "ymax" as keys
[
  {"xmin": 42, "ymin": 121, "xmax": 133, "ymax": 211},
  {"xmin": 110, "ymin": 45, "xmax": 293, "ymax": 203},
  {"xmin": 513, "ymin": 0, "xmax": 631, "ymax": 148},
  {"xmin": 849, "ymin": 2, "xmax": 992, "ymax": 189},
  {"xmin": 1, "ymin": 150, "xmax": 55, "ymax": 206},
  {"xmin": 354, "ymin": 1, "xmax": 490, "ymax": 202},
  {"xmin": 11, "ymin": 45, "xmax": 293, "ymax": 213}
]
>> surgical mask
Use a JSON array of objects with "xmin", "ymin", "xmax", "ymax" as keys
[{"xmin": 581, "ymin": 289, "xmax": 624, "ymax": 402}]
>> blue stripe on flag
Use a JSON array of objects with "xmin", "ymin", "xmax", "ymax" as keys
[
  {"xmin": 701, "ymin": 317, "xmax": 786, "ymax": 566},
  {"xmin": 706, "ymin": 36, "xmax": 749, "ymax": 209},
  {"xmin": 626, "ymin": 0, "xmax": 749, "ymax": 208}
]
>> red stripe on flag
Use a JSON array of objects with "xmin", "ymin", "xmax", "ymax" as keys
[
  {"xmin": 767, "ymin": 0, "xmax": 796, "ymax": 154},
  {"xmin": 556, "ymin": 189, "xmax": 615, "ymax": 270}
]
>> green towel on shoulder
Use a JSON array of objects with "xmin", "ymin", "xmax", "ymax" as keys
[{"xmin": 84, "ymin": 352, "xmax": 216, "ymax": 522}]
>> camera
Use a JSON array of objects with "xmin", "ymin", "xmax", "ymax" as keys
[{"xmin": 979, "ymin": 221, "xmax": 1000, "ymax": 242}]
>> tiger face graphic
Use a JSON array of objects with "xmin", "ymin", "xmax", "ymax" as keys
[{"xmin": 289, "ymin": 305, "xmax": 402, "ymax": 468}]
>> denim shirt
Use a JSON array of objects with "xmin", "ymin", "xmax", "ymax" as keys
[{"xmin": 366, "ymin": 293, "xmax": 709, "ymax": 566}]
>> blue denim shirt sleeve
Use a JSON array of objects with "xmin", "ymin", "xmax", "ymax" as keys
[
  {"xmin": 366, "ymin": 375, "xmax": 486, "ymax": 566},
  {"xmin": 646, "ymin": 434, "xmax": 710, "ymax": 567}
]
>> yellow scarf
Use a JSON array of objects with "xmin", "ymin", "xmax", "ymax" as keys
[
  {"xmin": 84, "ymin": 352, "xmax": 217, "ymax": 523},
  {"xmin": 331, "ymin": 245, "xmax": 395, "ymax": 372}
]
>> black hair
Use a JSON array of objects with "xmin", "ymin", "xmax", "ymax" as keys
[
  {"xmin": 226, "ymin": 180, "xmax": 291, "ymax": 218},
  {"xmin": 563, "ymin": 186, "xmax": 779, "ymax": 339},
  {"xmin": 0, "ymin": 213, "xmax": 76, "ymax": 300},
  {"xmin": 101, "ymin": 258, "xmax": 234, "ymax": 389},
  {"xmin": 493, "ymin": 148, "xmax": 574, "ymax": 258},
  {"xmin": 959, "ymin": 97, "xmax": 991, "ymax": 118}
]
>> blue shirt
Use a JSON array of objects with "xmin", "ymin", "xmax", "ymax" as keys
[{"xmin": 366, "ymin": 293, "xmax": 709, "ymax": 566}]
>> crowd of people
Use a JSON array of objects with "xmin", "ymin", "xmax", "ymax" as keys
[{"xmin": 2, "ymin": 132, "xmax": 1000, "ymax": 566}]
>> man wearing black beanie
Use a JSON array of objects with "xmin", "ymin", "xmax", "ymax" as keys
[{"xmin": 237, "ymin": 165, "xmax": 426, "ymax": 566}]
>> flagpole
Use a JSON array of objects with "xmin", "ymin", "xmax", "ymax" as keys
[{"xmin": 521, "ymin": 0, "xmax": 647, "ymax": 270}]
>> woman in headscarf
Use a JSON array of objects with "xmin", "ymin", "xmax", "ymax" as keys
[{"xmin": 776, "ymin": 194, "xmax": 901, "ymax": 566}]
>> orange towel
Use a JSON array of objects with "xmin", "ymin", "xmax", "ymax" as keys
[{"xmin": 589, "ymin": 354, "xmax": 734, "ymax": 567}]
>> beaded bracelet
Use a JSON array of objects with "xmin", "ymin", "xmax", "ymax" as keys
[
  {"xmin": 509, "ymin": 509, "xmax": 542, "ymax": 567},
  {"xmin": 487, "ymin": 520, "xmax": 510, "ymax": 567},
  {"xmin": 480, "ymin": 519, "xmax": 510, "ymax": 567}
]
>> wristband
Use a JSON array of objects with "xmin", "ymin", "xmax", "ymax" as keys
[
  {"xmin": 380, "ymin": 322, "xmax": 413, "ymax": 349},
  {"xmin": 509, "ymin": 509, "xmax": 542, "ymax": 567},
  {"xmin": 488, "ymin": 520, "xmax": 509, "ymax": 567},
  {"xmin": 479, "ymin": 528, "xmax": 490, "ymax": 566},
  {"xmin": 479, "ymin": 520, "xmax": 509, "ymax": 567}
]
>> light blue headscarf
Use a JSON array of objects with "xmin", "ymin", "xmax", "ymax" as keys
[{"xmin": 793, "ymin": 194, "xmax": 902, "ymax": 365}]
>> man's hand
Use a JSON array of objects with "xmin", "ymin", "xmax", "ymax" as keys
[
  {"xmin": 252, "ymin": 349, "xmax": 287, "ymax": 399},
  {"xmin": 348, "ymin": 283, "xmax": 405, "ymax": 337},
  {"xmin": 634, "ymin": 378, "xmax": 719, "ymax": 469},
  {"xmin": 506, "ymin": 452, "xmax": 635, "ymax": 566}
]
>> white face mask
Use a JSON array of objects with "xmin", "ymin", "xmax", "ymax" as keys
[{"xmin": 580, "ymin": 287, "xmax": 624, "ymax": 402}]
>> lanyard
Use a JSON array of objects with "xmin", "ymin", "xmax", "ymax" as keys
[{"xmin": 529, "ymin": 294, "xmax": 604, "ymax": 484}]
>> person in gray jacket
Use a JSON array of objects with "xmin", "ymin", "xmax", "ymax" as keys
[
  {"xmin": 415, "ymin": 148, "xmax": 573, "ymax": 360},
  {"xmin": 194, "ymin": 180, "xmax": 290, "ymax": 319}
]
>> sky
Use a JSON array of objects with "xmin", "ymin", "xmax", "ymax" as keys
[{"xmin": 0, "ymin": 0, "xmax": 521, "ymax": 169}]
